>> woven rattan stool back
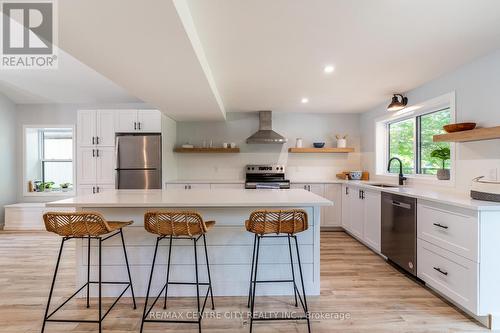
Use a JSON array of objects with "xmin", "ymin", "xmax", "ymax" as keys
[
  {"xmin": 144, "ymin": 211, "xmax": 211, "ymax": 237},
  {"xmin": 43, "ymin": 212, "xmax": 111, "ymax": 237},
  {"xmin": 246, "ymin": 209, "xmax": 308, "ymax": 235}
]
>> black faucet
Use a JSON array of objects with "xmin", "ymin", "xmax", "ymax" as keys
[{"xmin": 388, "ymin": 157, "xmax": 407, "ymax": 186}]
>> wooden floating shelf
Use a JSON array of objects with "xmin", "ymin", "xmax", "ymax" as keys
[
  {"xmin": 288, "ymin": 147, "xmax": 355, "ymax": 153},
  {"xmin": 433, "ymin": 126, "xmax": 500, "ymax": 143},
  {"xmin": 174, "ymin": 147, "xmax": 240, "ymax": 153}
]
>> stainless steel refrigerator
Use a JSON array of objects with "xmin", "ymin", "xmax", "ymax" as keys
[{"xmin": 115, "ymin": 134, "xmax": 162, "ymax": 189}]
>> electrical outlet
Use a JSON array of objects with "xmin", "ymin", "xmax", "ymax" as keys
[{"xmin": 488, "ymin": 168, "xmax": 498, "ymax": 181}]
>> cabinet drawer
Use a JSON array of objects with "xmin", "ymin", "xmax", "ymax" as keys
[
  {"xmin": 417, "ymin": 239, "xmax": 478, "ymax": 314},
  {"xmin": 417, "ymin": 203, "xmax": 478, "ymax": 262}
]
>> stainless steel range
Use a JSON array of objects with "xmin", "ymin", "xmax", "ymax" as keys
[{"xmin": 245, "ymin": 164, "xmax": 290, "ymax": 189}]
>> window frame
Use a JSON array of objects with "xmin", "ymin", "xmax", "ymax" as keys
[
  {"xmin": 376, "ymin": 92, "xmax": 456, "ymax": 184},
  {"xmin": 23, "ymin": 124, "xmax": 76, "ymax": 197}
]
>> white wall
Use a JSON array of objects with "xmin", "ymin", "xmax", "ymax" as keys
[
  {"xmin": 0, "ymin": 92, "xmax": 17, "ymax": 226},
  {"xmin": 175, "ymin": 112, "xmax": 361, "ymax": 181},
  {"xmin": 162, "ymin": 115, "xmax": 178, "ymax": 181},
  {"xmin": 360, "ymin": 48, "xmax": 500, "ymax": 191},
  {"xmin": 16, "ymin": 103, "xmax": 150, "ymax": 202}
]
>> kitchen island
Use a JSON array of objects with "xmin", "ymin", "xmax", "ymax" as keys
[{"xmin": 47, "ymin": 189, "xmax": 332, "ymax": 297}]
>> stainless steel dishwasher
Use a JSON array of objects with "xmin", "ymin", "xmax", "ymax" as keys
[{"xmin": 381, "ymin": 192, "xmax": 417, "ymax": 276}]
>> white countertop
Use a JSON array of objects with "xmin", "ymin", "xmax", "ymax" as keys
[
  {"xmin": 345, "ymin": 181, "xmax": 500, "ymax": 211},
  {"xmin": 153, "ymin": 179, "xmax": 500, "ymax": 211},
  {"xmin": 47, "ymin": 189, "xmax": 333, "ymax": 208}
]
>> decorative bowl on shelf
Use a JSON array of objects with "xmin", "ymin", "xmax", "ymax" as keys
[
  {"xmin": 349, "ymin": 171, "xmax": 362, "ymax": 180},
  {"xmin": 443, "ymin": 122, "xmax": 476, "ymax": 133},
  {"xmin": 313, "ymin": 142, "xmax": 325, "ymax": 148}
]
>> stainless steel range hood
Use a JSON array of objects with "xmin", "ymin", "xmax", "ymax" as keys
[{"xmin": 246, "ymin": 111, "xmax": 287, "ymax": 144}]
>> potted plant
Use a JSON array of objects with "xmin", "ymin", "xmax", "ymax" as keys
[
  {"xmin": 60, "ymin": 183, "xmax": 72, "ymax": 192},
  {"xmin": 40, "ymin": 181, "xmax": 55, "ymax": 192},
  {"xmin": 430, "ymin": 147, "xmax": 450, "ymax": 180}
]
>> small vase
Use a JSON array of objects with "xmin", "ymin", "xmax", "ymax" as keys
[
  {"xmin": 437, "ymin": 169, "xmax": 450, "ymax": 180},
  {"xmin": 337, "ymin": 139, "xmax": 347, "ymax": 148}
]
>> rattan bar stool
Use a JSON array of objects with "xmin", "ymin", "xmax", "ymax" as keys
[
  {"xmin": 41, "ymin": 212, "xmax": 136, "ymax": 333},
  {"xmin": 246, "ymin": 209, "xmax": 311, "ymax": 333},
  {"xmin": 140, "ymin": 211, "xmax": 215, "ymax": 333}
]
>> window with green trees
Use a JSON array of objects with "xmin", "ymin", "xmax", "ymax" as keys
[{"xmin": 388, "ymin": 108, "xmax": 451, "ymax": 175}]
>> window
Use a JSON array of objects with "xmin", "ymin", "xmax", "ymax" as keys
[
  {"xmin": 387, "ymin": 108, "xmax": 451, "ymax": 176},
  {"xmin": 24, "ymin": 127, "xmax": 74, "ymax": 194}
]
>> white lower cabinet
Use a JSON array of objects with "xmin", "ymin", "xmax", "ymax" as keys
[
  {"xmin": 341, "ymin": 184, "xmax": 381, "ymax": 252},
  {"xmin": 362, "ymin": 189, "xmax": 381, "ymax": 252},
  {"xmin": 418, "ymin": 238, "xmax": 478, "ymax": 314},
  {"xmin": 291, "ymin": 183, "xmax": 343, "ymax": 227},
  {"xmin": 323, "ymin": 184, "xmax": 342, "ymax": 227},
  {"xmin": 416, "ymin": 199, "xmax": 500, "ymax": 324}
]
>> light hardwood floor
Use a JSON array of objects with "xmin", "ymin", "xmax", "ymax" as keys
[{"xmin": 0, "ymin": 230, "xmax": 489, "ymax": 333}]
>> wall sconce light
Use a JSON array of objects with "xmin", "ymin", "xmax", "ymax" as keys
[{"xmin": 387, "ymin": 94, "xmax": 408, "ymax": 111}]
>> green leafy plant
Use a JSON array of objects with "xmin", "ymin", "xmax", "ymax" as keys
[
  {"xmin": 430, "ymin": 147, "xmax": 450, "ymax": 169},
  {"xmin": 40, "ymin": 181, "xmax": 55, "ymax": 191},
  {"xmin": 60, "ymin": 182, "xmax": 72, "ymax": 189}
]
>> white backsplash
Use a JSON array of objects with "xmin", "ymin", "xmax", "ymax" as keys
[{"xmin": 174, "ymin": 112, "xmax": 362, "ymax": 181}]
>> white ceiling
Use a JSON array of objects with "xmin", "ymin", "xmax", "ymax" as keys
[
  {"xmin": 57, "ymin": 0, "xmax": 226, "ymax": 121},
  {"xmin": 4, "ymin": 1, "xmax": 500, "ymax": 119},
  {"xmin": 0, "ymin": 13, "xmax": 141, "ymax": 105},
  {"xmin": 186, "ymin": 0, "xmax": 500, "ymax": 114}
]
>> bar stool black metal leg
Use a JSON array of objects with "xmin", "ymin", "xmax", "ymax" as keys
[
  {"xmin": 141, "ymin": 237, "xmax": 160, "ymax": 333},
  {"xmin": 202, "ymin": 234, "xmax": 215, "ymax": 310},
  {"xmin": 41, "ymin": 238, "xmax": 65, "ymax": 333},
  {"xmin": 163, "ymin": 235, "xmax": 173, "ymax": 309},
  {"xmin": 247, "ymin": 234, "xmax": 257, "ymax": 308},
  {"xmin": 194, "ymin": 238, "xmax": 202, "ymax": 333},
  {"xmin": 87, "ymin": 236, "xmax": 91, "ymax": 308},
  {"xmin": 249, "ymin": 235, "xmax": 261, "ymax": 333},
  {"xmin": 98, "ymin": 237, "xmax": 102, "ymax": 333},
  {"xmin": 294, "ymin": 236, "xmax": 311, "ymax": 333},
  {"xmin": 287, "ymin": 235, "xmax": 298, "ymax": 307},
  {"xmin": 120, "ymin": 229, "xmax": 137, "ymax": 309}
]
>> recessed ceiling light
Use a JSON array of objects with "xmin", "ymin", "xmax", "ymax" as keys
[
  {"xmin": 301, "ymin": 98, "xmax": 309, "ymax": 104},
  {"xmin": 324, "ymin": 65, "xmax": 335, "ymax": 73}
]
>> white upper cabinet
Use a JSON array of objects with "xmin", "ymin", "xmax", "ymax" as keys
[
  {"xmin": 115, "ymin": 110, "xmax": 137, "ymax": 133},
  {"xmin": 115, "ymin": 110, "xmax": 162, "ymax": 133},
  {"xmin": 95, "ymin": 110, "xmax": 116, "ymax": 146},
  {"xmin": 77, "ymin": 110, "xmax": 116, "ymax": 147},
  {"xmin": 77, "ymin": 110, "xmax": 96, "ymax": 146},
  {"xmin": 138, "ymin": 110, "xmax": 162, "ymax": 132}
]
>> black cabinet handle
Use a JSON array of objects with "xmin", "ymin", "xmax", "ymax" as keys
[
  {"xmin": 92, "ymin": 136, "xmax": 95, "ymax": 145},
  {"xmin": 92, "ymin": 186, "xmax": 96, "ymax": 194},
  {"xmin": 96, "ymin": 149, "xmax": 99, "ymax": 157},
  {"xmin": 361, "ymin": 190, "xmax": 365, "ymax": 199},
  {"xmin": 92, "ymin": 149, "xmax": 95, "ymax": 157},
  {"xmin": 345, "ymin": 187, "xmax": 349, "ymax": 195},
  {"xmin": 433, "ymin": 223, "xmax": 448, "ymax": 229},
  {"xmin": 96, "ymin": 186, "xmax": 100, "ymax": 193},
  {"xmin": 134, "ymin": 122, "xmax": 137, "ymax": 130},
  {"xmin": 138, "ymin": 122, "xmax": 142, "ymax": 130},
  {"xmin": 433, "ymin": 267, "xmax": 448, "ymax": 276},
  {"xmin": 96, "ymin": 136, "xmax": 99, "ymax": 145}
]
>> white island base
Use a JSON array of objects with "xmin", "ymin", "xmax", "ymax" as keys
[{"xmin": 48, "ymin": 189, "xmax": 331, "ymax": 298}]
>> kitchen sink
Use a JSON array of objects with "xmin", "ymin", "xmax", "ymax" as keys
[{"xmin": 369, "ymin": 183, "xmax": 399, "ymax": 188}]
